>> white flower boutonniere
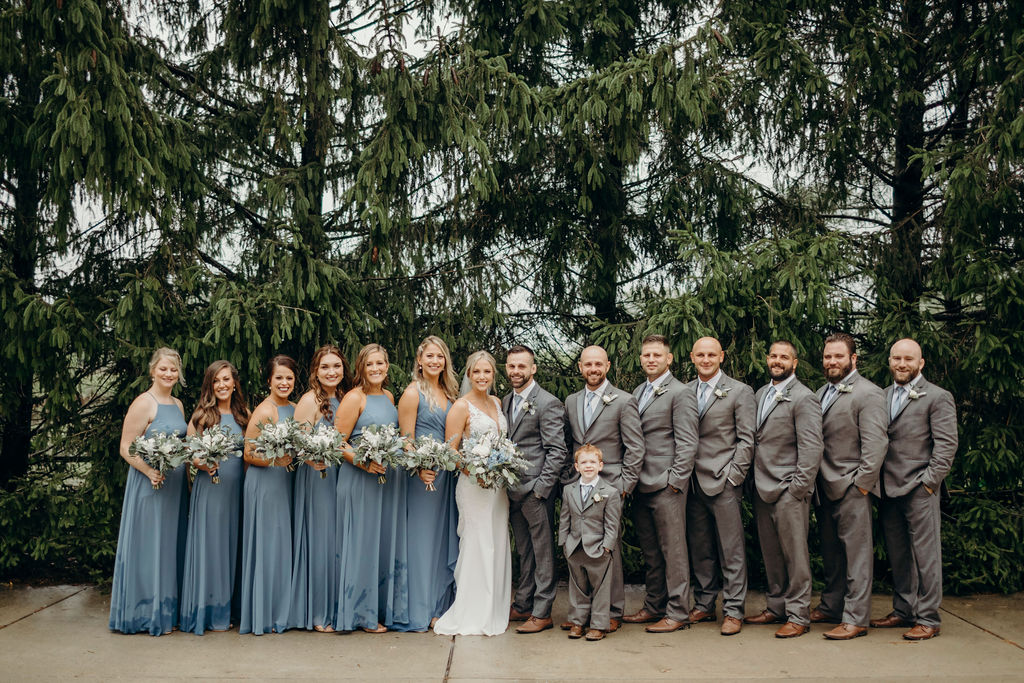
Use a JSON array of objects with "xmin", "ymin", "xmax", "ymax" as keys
[
  {"xmin": 774, "ymin": 390, "xmax": 793, "ymax": 403},
  {"xmin": 519, "ymin": 400, "xmax": 537, "ymax": 416},
  {"xmin": 713, "ymin": 385, "xmax": 730, "ymax": 398},
  {"xmin": 837, "ymin": 383, "xmax": 854, "ymax": 394},
  {"xmin": 653, "ymin": 384, "xmax": 669, "ymax": 397},
  {"xmin": 602, "ymin": 393, "xmax": 617, "ymax": 405},
  {"xmin": 592, "ymin": 492, "xmax": 603, "ymax": 503},
  {"xmin": 908, "ymin": 388, "xmax": 927, "ymax": 400}
]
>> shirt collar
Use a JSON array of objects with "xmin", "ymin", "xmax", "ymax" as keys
[
  {"xmin": 580, "ymin": 475, "xmax": 600, "ymax": 487},
  {"xmin": 646, "ymin": 369, "xmax": 672, "ymax": 390},
  {"xmin": 515, "ymin": 379, "xmax": 536, "ymax": 398},
  {"xmin": 896, "ymin": 374, "xmax": 924, "ymax": 390},
  {"xmin": 586, "ymin": 379, "xmax": 610, "ymax": 398},
  {"xmin": 698, "ymin": 370, "xmax": 722, "ymax": 389},
  {"xmin": 770, "ymin": 374, "xmax": 797, "ymax": 392},
  {"xmin": 831, "ymin": 369, "xmax": 857, "ymax": 387}
]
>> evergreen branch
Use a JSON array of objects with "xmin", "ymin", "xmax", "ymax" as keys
[{"xmin": 196, "ymin": 248, "xmax": 240, "ymax": 281}]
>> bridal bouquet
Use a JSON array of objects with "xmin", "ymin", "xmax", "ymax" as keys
[
  {"xmin": 407, "ymin": 435, "xmax": 460, "ymax": 491},
  {"xmin": 185, "ymin": 425, "xmax": 242, "ymax": 484},
  {"xmin": 129, "ymin": 432, "xmax": 188, "ymax": 489},
  {"xmin": 251, "ymin": 418, "xmax": 303, "ymax": 467},
  {"xmin": 294, "ymin": 423, "xmax": 347, "ymax": 479},
  {"xmin": 461, "ymin": 433, "xmax": 530, "ymax": 490},
  {"xmin": 353, "ymin": 423, "xmax": 406, "ymax": 484}
]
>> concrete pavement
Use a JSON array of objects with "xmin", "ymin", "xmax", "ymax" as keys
[{"xmin": 1, "ymin": 583, "xmax": 1023, "ymax": 681}]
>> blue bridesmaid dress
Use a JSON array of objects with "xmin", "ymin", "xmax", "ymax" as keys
[
  {"xmin": 398, "ymin": 392, "xmax": 458, "ymax": 631},
  {"xmin": 239, "ymin": 404, "xmax": 295, "ymax": 635},
  {"xmin": 289, "ymin": 397, "xmax": 340, "ymax": 630},
  {"xmin": 179, "ymin": 414, "xmax": 245, "ymax": 634},
  {"xmin": 335, "ymin": 394, "xmax": 408, "ymax": 631},
  {"xmin": 108, "ymin": 399, "xmax": 189, "ymax": 635}
]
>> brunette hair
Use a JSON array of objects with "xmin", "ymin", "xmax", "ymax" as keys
[
  {"xmin": 506, "ymin": 344, "xmax": 535, "ymax": 359},
  {"xmin": 190, "ymin": 360, "xmax": 250, "ymax": 432},
  {"xmin": 148, "ymin": 347, "xmax": 185, "ymax": 387},
  {"xmin": 308, "ymin": 345, "xmax": 352, "ymax": 423},
  {"xmin": 266, "ymin": 354, "xmax": 300, "ymax": 384},
  {"xmin": 353, "ymin": 343, "xmax": 390, "ymax": 390},
  {"xmin": 642, "ymin": 334, "xmax": 670, "ymax": 348},
  {"xmin": 412, "ymin": 336, "xmax": 459, "ymax": 410},
  {"xmin": 824, "ymin": 332, "xmax": 856, "ymax": 356}
]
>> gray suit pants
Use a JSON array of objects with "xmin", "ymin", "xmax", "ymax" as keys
[
  {"xmin": 510, "ymin": 493, "xmax": 557, "ymax": 618},
  {"xmin": 816, "ymin": 485, "xmax": 873, "ymax": 626},
  {"xmin": 687, "ymin": 479, "xmax": 747, "ymax": 619},
  {"xmin": 754, "ymin": 490, "xmax": 812, "ymax": 625},
  {"xmin": 567, "ymin": 547, "xmax": 613, "ymax": 630},
  {"xmin": 634, "ymin": 486, "xmax": 691, "ymax": 620},
  {"xmin": 880, "ymin": 484, "xmax": 942, "ymax": 627}
]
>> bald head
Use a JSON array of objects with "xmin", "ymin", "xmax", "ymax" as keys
[
  {"xmin": 580, "ymin": 345, "xmax": 609, "ymax": 364},
  {"xmin": 889, "ymin": 338, "xmax": 924, "ymax": 385},
  {"xmin": 691, "ymin": 336, "xmax": 725, "ymax": 381},
  {"xmin": 579, "ymin": 345, "xmax": 611, "ymax": 390}
]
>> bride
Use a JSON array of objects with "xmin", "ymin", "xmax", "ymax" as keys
[{"xmin": 433, "ymin": 350, "xmax": 511, "ymax": 636}]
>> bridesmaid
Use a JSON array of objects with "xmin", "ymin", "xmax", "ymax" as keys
[
  {"xmin": 180, "ymin": 361, "xmax": 250, "ymax": 634},
  {"xmin": 240, "ymin": 355, "xmax": 299, "ymax": 635},
  {"xmin": 335, "ymin": 343, "xmax": 407, "ymax": 632},
  {"xmin": 396, "ymin": 336, "xmax": 460, "ymax": 631},
  {"xmin": 109, "ymin": 347, "xmax": 190, "ymax": 635},
  {"xmin": 289, "ymin": 345, "xmax": 351, "ymax": 632}
]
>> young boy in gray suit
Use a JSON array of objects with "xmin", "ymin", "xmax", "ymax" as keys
[{"xmin": 559, "ymin": 444, "xmax": 623, "ymax": 641}]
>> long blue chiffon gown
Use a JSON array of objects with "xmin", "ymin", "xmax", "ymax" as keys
[
  {"xmin": 335, "ymin": 394, "xmax": 409, "ymax": 631},
  {"xmin": 240, "ymin": 404, "xmax": 295, "ymax": 635},
  {"xmin": 179, "ymin": 414, "xmax": 245, "ymax": 634},
  {"xmin": 398, "ymin": 392, "xmax": 458, "ymax": 631},
  {"xmin": 108, "ymin": 399, "xmax": 189, "ymax": 635},
  {"xmin": 289, "ymin": 397, "xmax": 340, "ymax": 630}
]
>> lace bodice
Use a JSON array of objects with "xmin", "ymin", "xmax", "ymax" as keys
[{"xmin": 466, "ymin": 398, "xmax": 507, "ymax": 441}]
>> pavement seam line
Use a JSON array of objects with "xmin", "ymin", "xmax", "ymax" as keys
[
  {"xmin": 940, "ymin": 605, "xmax": 1024, "ymax": 651},
  {"xmin": 442, "ymin": 634, "xmax": 455, "ymax": 682},
  {"xmin": 0, "ymin": 585, "xmax": 89, "ymax": 630}
]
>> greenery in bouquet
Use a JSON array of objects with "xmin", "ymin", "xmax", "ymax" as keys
[
  {"xmin": 295, "ymin": 423, "xmax": 347, "ymax": 479},
  {"xmin": 408, "ymin": 435, "xmax": 460, "ymax": 491},
  {"xmin": 185, "ymin": 426, "xmax": 242, "ymax": 484},
  {"xmin": 128, "ymin": 432, "xmax": 188, "ymax": 489},
  {"xmin": 251, "ymin": 418, "xmax": 303, "ymax": 468},
  {"xmin": 352, "ymin": 423, "xmax": 406, "ymax": 484},
  {"xmin": 461, "ymin": 433, "xmax": 529, "ymax": 490}
]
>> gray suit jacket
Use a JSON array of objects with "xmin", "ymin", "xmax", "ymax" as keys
[
  {"xmin": 564, "ymin": 383, "xmax": 646, "ymax": 494},
  {"xmin": 753, "ymin": 378, "xmax": 824, "ymax": 503},
  {"xmin": 881, "ymin": 377, "xmax": 958, "ymax": 498},
  {"xmin": 631, "ymin": 374, "xmax": 698, "ymax": 494},
  {"xmin": 686, "ymin": 373, "xmax": 756, "ymax": 497},
  {"xmin": 558, "ymin": 477, "xmax": 622, "ymax": 559},
  {"xmin": 501, "ymin": 383, "xmax": 569, "ymax": 501},
  {"xmin": 816, "ymin": 370, "xmax": 889, "ymax": 500}
]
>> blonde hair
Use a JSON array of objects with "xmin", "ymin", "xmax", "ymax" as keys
[
  {"xmin": 148, "ymin": 347, "xmax": 185, "ymax": 387},
  {"xmin": 413, "ymin": 336, "xmax": 460, "ymax": 410},
  {"xmin": 461, "ymin": 350, "xmax": 497, "ymax": 396}
]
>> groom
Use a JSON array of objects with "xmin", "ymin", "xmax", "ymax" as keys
[{"xmin": 502, "ymin": 345, "xmax": 570, "ymax": 634}]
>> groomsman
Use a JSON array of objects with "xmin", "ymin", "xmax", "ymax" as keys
[
  {"xmin": 685, "ymin": 336, "xmax": 755, "ymax": 636},
  {"xmin": 502, "ymin": 345, "xmax": 570, "ymax": 634},
  {"xmin": 871, "ymin": 338, "xmax": 958, "ymax": 641},
  {"xmin": 562, "ymin": 345, "xmax": 645, "ymax": 631},
  {"xmin": 622, "ymin": 334, "xmax": 698, "ymax": 633},
  {"xmin": 812, "ymin": 333, "xmax": 888, "ymax": 640},
  {"xmin": 744, "ymin": 340, "xmax": 823, "ymax": 638}
]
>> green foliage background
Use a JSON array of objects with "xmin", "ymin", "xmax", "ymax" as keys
[{"xmin": 1, "ymin": 0, "xmax": 1022, "ymax": 593}]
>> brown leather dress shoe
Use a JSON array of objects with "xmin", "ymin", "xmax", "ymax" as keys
[
  {"xmin": 870, "ymin": 612, "xmax": 912, "ymax": 628},
  {"xmin": 585, "ymin": 628, "xmax": 605, "ymax": 641},
  {"xmin": 688, "ymin": 608, "xmax": 716, "ymax": 623},
  {"xmin": 622, "ymin": 608, "xmax": 662, "ymax": 624},
  {"xmin": 903, "ymin": 624, "xmax": 941, "ymax": 640},
  {"xmin": 774, "ymin": 622, "xmax": 809, "ymax": 638},
  {"xmin": 560, "ymin": 620, "xmax": 576, "ymax": 631},
  {"xmin": 509, "ymin": 607, "xmax": 531, "ymax": 622},
  {"xmin": 743, "ymin": 609, "xmax": 782, "ymax": 625},
  {"xmin": 515, "ymin": 616, "xmax": 553, "ymax": 634},
  {"xmin": 720, "ymin": 616, "xmax": 742, "ymax": 636},
  {"xmin": 823, "ymin": 623, "xmax": 868, "ymax": 640},
  {"xmin": 645, "ymin": 617, "xmax": 690, "ymax": 633},
  {"xmin": 568, "ymin": 623, "xmax": 585, "ymax": 639},
  {"xmin": 809, "ymin": 607, "xmax": 838, "ymax": 623},
  {"xmin": 607, "ymin": 618, "xmax": 621, "ymax": 632}
]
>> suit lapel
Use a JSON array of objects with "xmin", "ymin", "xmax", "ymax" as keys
[
  {"xmin": 502, "ymin": 393, "xmax": 514, "ymax": 430},
  {"xmin": 757, "ymin": 385, "xmax": 782, "ymax": 429},
  {"xmin": 508, "ymin": 385, "xmax": 536, "ymax": 439},
  {"xmin": 639, "ymin": 376, "xmax": 672, "ymax": 415},
  {"xmin": 699, "ymin": 377, "xmax": 723, "ymax": 420},
  {"xmin": 581, "ymin": 481, "xmax": 595, "ymax": 511},
  {"xmin": 819, "ymin": 385, "xmax": 837, "ymax": 416},
  {"xmin": 891, "ymin": 379, "xmax": 923, "ymax": 422},
  {"xmin": 584, "ymin": 390, "xmax": 610, "ymax": 437}
]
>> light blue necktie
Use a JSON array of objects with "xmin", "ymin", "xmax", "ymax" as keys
[
  {"xmin": 639, "ymin": 383, "xmax": 655, "ymax": 411},
  {"xmin": 822, "ymin": 385, "xmax": 837, "ymax": 414},
  {"xmin": 891, "ymin": 385, "xmax": 906, "ymax": 420},
  {"xmin": 760, "ymin": 385, "xmax": 777, "ymax": 423},
  {"xmin": 513, "ymin": 393, "xmax": 523, "ymax": 422},
  {"xmin": 584, "ymin": 391, "xmax": 597, "ymax": 429},
  {"xmin": 581, "ymin": 483, "xmax": 593, "ymax": 502},
  {"xmin": 698, "ymin": 382, "xmax": 710, "ymax": 413}
]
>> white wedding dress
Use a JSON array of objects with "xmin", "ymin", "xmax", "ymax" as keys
[{"xmin": 433, "ymin": 398, "xmax": 512, "ymax": 636}]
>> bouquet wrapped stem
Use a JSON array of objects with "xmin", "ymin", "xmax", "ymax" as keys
[
  {"xmin": 185, "ymin": 426, "xmax": 242, "ymax": 484},
  {"xmin": 353, "ymin": 424, "xmax": 406, "ymax": 484},
  {"xmin": 129, "ymin": 432, "xmax": 188, "ymax": 489},
  {"xmin": 407, "ymin": 435, "xmax": 460, "ymax": 491}
]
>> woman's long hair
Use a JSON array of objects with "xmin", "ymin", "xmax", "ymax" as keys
[
  {"xmin": 353, "ymin": 343, "xmax": 390, "ymax": 390},
  {"xmin": 148, "ymin": 347, "xmax": 185, "ymax": 387},
  {"xmin": 412, "ymin": 336, "xmax": 460, "ymax": 410},
  {"xmin": 308, "ymin": 345, "xmax": 352, "ymax": 424},
  {"xmin": 190, "ymin": 360, "xmax": 250, "ymax": 432},
  {"xmin": 460, "ymin": 350, "xmax": 497, "ymax": 397}
]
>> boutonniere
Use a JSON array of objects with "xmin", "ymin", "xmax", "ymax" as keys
[
  {"xmin": 837, "ymin": 383, "xmax": 853, "ymax": 394},
  {"xmin": 519, "ymin": 399, "xmax": 536, "ymax": 415},
  {"xmin": 908, "ymin": 388, "xmax": 926, "ymax": 400},
  {"xmin": 774, "ymin": 390, "xmax": 793, "ymax": 403},
  {"xmin": 653, "ymin": 384, "xmax": 669, "ymax": 397},
  {"xmin": 592, "ymin": 492, "xmax": 603, "ymax": 502},
  {"xmin": 602, "ymin": 393, "xmax": 617, "ymax": 405},
  {"xmin": 713, "ymin": 385, "xmax": 730, "ymax": 398}
]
